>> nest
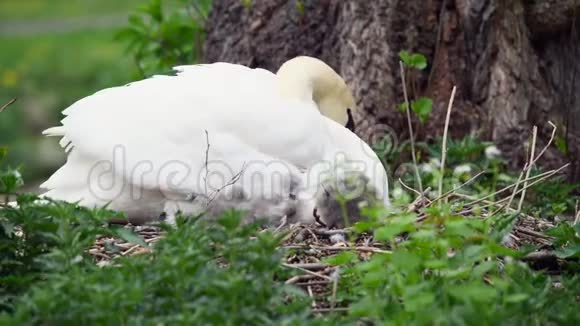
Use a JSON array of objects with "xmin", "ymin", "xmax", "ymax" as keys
[{"xmin": 88, "ymin": 199, "xmax": 565, "ymax": 313}]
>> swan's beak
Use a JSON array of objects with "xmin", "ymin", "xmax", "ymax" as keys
[{"xmin": 345, "ymin": 108, "xmax": 355, "ymax": 133}]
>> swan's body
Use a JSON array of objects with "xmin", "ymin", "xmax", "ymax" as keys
[{"xmin": 41, "ymin": 57, "xmax": 389, "ymax": 226}]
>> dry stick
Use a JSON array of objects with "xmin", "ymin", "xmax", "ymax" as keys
[
  {"xmin": 438, "ymin": 86, "xmax": 458, "ymax": 199},
  {"xmin": 466, "ymin": 166, "xmax": 560, "ymax": 206},
  {"xmin": 457, "ymin": 165, "xmax": 569, "ymax": 217},
  {"xmin": 398, "ymin": 178, "xmax": 422, "ymax": 197},
  {"xmin": 426, "ymin": 171, "xmax": 486, "ymax": 207},
  {"xmin": 282, "ymin": 263, "xmax": 333, "ymax": 281},
  {"xmin": 312, "ymin": 307, "xmax": 350, "ymax": 314},
  {"xmin": 330, "ymin": 267, "xmax": 340, "ymax": 310},
  {"xmin": 399, "ymin": 62, "xmax": 423, "ymax": 193},
  {"xmin": 518, "ymin": 126, "xmax": 538, "ymax": 212},
  {"xmin": 310, "ymin": 245, "xmax": 392, "ymax": 254},
  {"xmin": 313, "ymin": 228, "xmax": 353, "ymax": 236},
  {"xmin": 0, "ymin": 98, "xmax": 16, "ymax": 113},
  {"xmin": 286, "ymin": 274, "xmax": 318, "ymax": 284},
  {"xmin": 504, "ymin": 166, "xmax": 527, "ymax": 214},
  {"xmin": 407, "ymin": 187, "xmax": 433, "ymax": 212},
  {"xmin": 468, "ymin": 164, "xmax": 570, "ymax": 212},
  {"xmin": 283, "ymin": 263, "xmax": 329, "ymax": 271},
  {"xmin": 307, "ymin": 286, "xmax": 316, "ymax": 308},
  {"xmin": 491, "ymin": 122, "xmax": 556, "ymax": 212}
]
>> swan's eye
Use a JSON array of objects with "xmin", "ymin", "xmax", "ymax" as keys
[{"xmin": 345, "ymin": 108, "xmax": 355, "ymax": 132}]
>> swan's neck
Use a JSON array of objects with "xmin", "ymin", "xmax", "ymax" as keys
[{"xmin": 276, "ymin": 57, "xmax": 341, "ymax": 105}]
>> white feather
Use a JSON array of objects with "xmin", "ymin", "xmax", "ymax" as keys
[{"xmin": 40, "ymin": 60, "xmax": 389, "ymax": 224}]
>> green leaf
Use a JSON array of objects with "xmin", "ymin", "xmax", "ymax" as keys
[
  {"xmin": 0, "ymin": 168, "xmax": 23, "ymax": 193},
  {"xmin": 399, "ymin": 51, "xmax": 428, "ymax": 70},
  {"xmin": 448, "ymin": 282, "xmax": 498, "ymax": 303},
  {"xmin": 399, "ymin": 50, "xmax": 412, "ymax": 66},
  {"xmin": 397, "ymin": 102, "xmax": 408, "ymax": 113},
  {"xmin": 324, "ymin": 251, "xmax": 358, "ymax": 266},
  {"xmin": 111, "ymin": 228, "xmax": 148, "ymax": 247},
  {"xmin": 505, "ymin": 293, "xmax": 530, "ymax": 303},
  {"xmin": 411, "ymin": 97, "xmax": 433, "ymax": 123},
  {"xmin": 409, "ymin": 53, "xmax": 428, "ymax": 70},
  {"xmin": 555, "ymin": 244, "xmax": 580, "ymax": 258}
]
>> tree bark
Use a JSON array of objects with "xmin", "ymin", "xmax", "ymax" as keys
[{"xmin": 204, "ymin": 0, "xmax": 580, "ymax": 182}]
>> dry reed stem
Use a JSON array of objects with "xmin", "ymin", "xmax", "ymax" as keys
[
  {"xmin": 466, "ymin": 165, "xmax": 565, "ymax": 206},
  {"xmin": 282, "ymin": 263, "xmax": 333, "ymax": 281},
  {"xmin": 399, "ymin": 61, "xmax": 423, "ymax": 193},
  {"xmin": 427, "ymin": 171, "xmax": 485, "ymax": 207},
  {"xmin": 0, "ymin": 98, "xmax": 16, "ymax": 113},
  {"xmin": 518, "ymin": 126, "xmax": 538, "ymax": 211},
  {"xmin": 438, "ymin": 86, "xmax": 457, "ymax": 199},
  {"xmin": 330, "ymin": 267, "xmax": 340, "ymax": 309},
  {"xmin": 399, "ymin": 178, "xmax": 423, "ymax": 197}
]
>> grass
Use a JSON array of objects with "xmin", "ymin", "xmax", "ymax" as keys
[
  {"xmin": 0, "ymin": 29, "xmax": 135, "ymax": 182},
  {"xmin": 0, "ymin": 0, "xmax": 144, "ymax": 21},
  {"xmin": 0, "ymin": 2, "xmax": 139, "ymax": 184}
]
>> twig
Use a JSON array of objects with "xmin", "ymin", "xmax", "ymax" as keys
[
  {"xmin": 274, "ymin": 215, "xmax": 288, "ymax": 232},
  {"xmin": 495, "ymin": 164, "xmax": 569, "ymax": 206},
  {"xmin": 295, "ymin": 281, "xmax": 332, "ymax": 286},
  {"xmin": 505, "ymin": 166, "xmax": 527, "ymax": 214},
  {"xmin": 313, "ymin": 228, "xmax": 353, "ymax": 236},
  {"xmin": 330, "ymin": 267, "xmax": 340, "ymax": 309},
  {"xmin": 399, "ymin": 62, "xmax": 423, "ymax": 193},
  {"xmin": 310, "ymin": 245, "xmax": 392, "ymax": 254},
  {"xmin": 145, "ymin": 236, "xmax": 164, "ymax": 243},
  {"xmin": 283, "ymin": 263, "xmax": 329, "ymax": 270},
  {"xmin": 307, "ymin": 286, "xmax": 316, "ymax": 308},
  {"xmin": 285, "ymin": 274, "xmax": 318, "ymax": 284},
  {"xmin": 466, "ymin": 165, "xmax": 567, "ymax": 206},
  {"xmin": 518, "ymin": 126, "xmax": 538, "ymax": 211},
  {"xmin": 514, "ymin": 227, "xmax": 554, "ymax": 240},
  {"xmin": 0, "ymin": 98, "xmax": 16, "ymax": 113},
  {"xmin": 398, "ymin": 178, "xmax": 422, "ymax": 197},
  {"xmin": 526, "ymin": 121, "xmax": 557, "ymax": 170},
  {"xmin": 438, "ymin": 86, "xmax": 457, "ymax": 199},
  {"xmin": 461, "ymin": 164, "xmax": 569, "ymax": 216},
  {"xmin": 311, "ymin": 307, "xmax": 350, "ymax": 314},
  {"xmin": 282, "ymin": 263, "xmax": 332, "ymax": 281},
  {"xmin": 427, "ymin": 171, "xmax": 485, "ymax": 206},
  {"xmin": 407, "ymin": 187, "xmax": 433, "ymax": 212}
]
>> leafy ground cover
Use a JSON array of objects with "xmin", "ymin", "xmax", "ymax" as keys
[{"xmin": 1, "ymin": 119, "xmax": 579, "ymax": 324}]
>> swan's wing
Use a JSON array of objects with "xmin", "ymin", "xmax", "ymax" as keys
[{"xmin": 42, "ymin": 63, "xmax": 333, "ymax": 203}]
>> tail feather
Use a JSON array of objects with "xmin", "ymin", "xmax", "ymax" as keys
[
  {"xmin": 43, "ymin": 126, "xmax": 72, "ymax": 149},
  {"xmin": 42, "ymin": 126, "xmax": 65, "ymax": 136}
]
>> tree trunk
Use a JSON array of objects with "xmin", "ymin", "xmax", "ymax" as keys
[{"xmin": 203, "ymin": 0, "xmax": 580, "ymax": 182}]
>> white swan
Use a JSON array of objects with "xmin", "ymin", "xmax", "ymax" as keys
[{"xmin": 40, "ymin": 56, "xmax": 389, "ymax": 226}]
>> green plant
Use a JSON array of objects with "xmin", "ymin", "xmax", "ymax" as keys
[
  {"xmin": 116, "ymin": 0, "xmax": 212, "ymax": 77},
  {"xmin": 398, "ymin": 50, "xmax": 433, "ymax": 124},
  {"xmin": 546, "ymin": 221, "xmax": 580, "ymax": 262},
  {"xmin": 3, "ymin": 212, "xmax": 312, "ymax": 324},
  {"xmin": 323, "ymin": 205, "xmax": 580, "ymax": 324}
]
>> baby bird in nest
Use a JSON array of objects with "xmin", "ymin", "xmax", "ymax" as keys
[{"xmin": 310, "ymin": 173, "xmax": 381, "ymax": 228}]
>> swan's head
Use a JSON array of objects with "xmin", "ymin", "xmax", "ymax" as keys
[{"xmin": 276, "ymin": 56, "xmax": 357, "ymax": 131}]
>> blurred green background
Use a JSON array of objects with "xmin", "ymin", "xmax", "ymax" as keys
[
  {"xmin": 0, "ymin": 0, "xmax": 204, "ymax": 190},
  {"xmin": 0, "ymin": 0, "xmax": 143, "ymax": 188}
]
